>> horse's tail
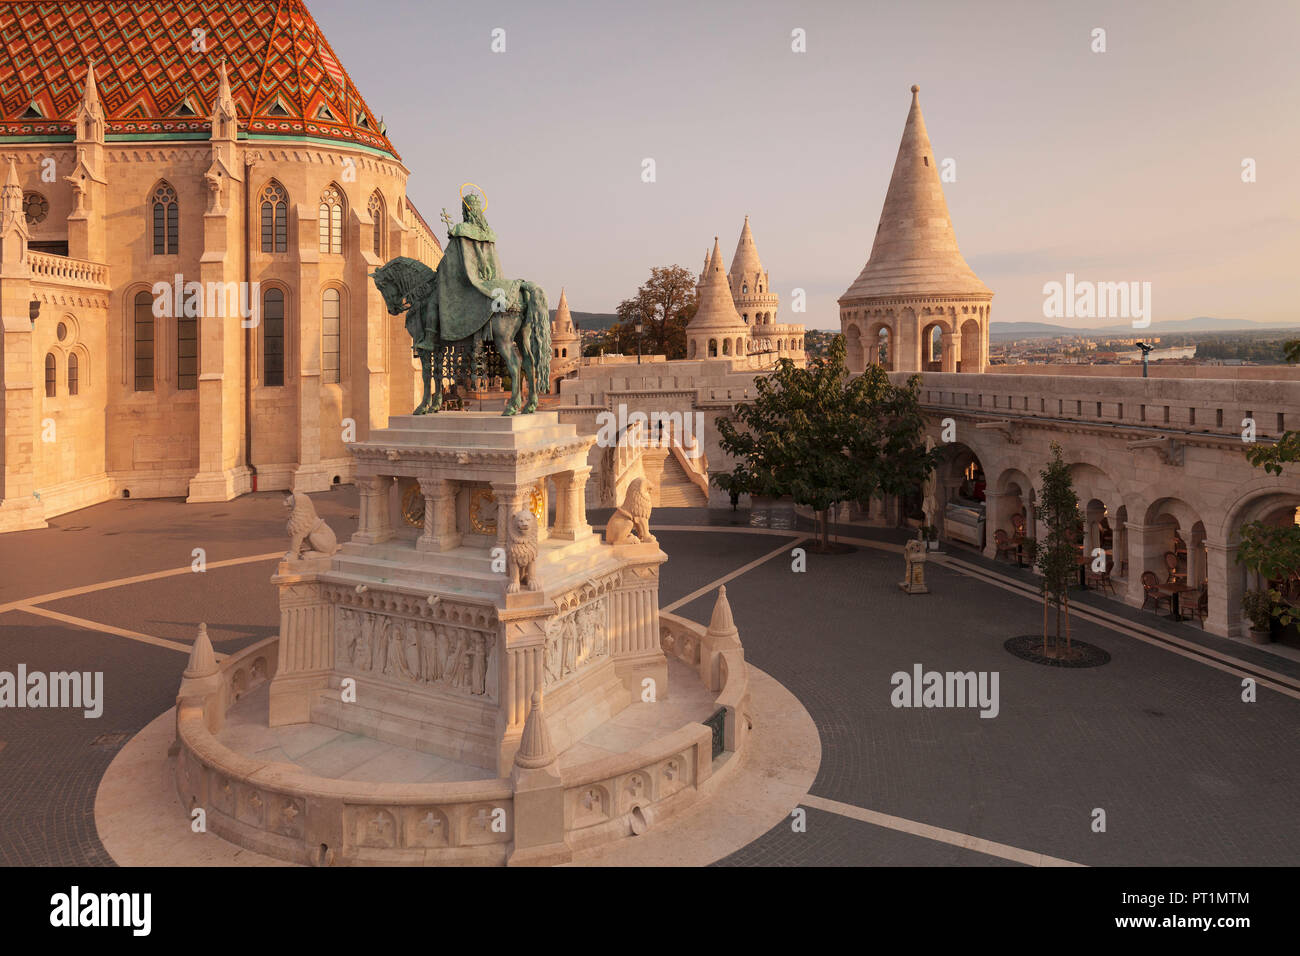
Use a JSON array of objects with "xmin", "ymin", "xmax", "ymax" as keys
[{"xmin": 522, "ymin": 281, "xmax": 551, "ymax": 391}]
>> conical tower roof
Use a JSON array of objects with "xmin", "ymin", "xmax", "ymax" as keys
[
  {"xmin": 688, "ymin": 236, "xmax": 747, "ymax": 333},
  {"xmin": 728, "ymin": 215, "xmax": 765, "ymax": 282},
  {"xmin": 840, "ymin": 86, "xmax": 990, "ymax": 301},
  {"xmin": 552, "ymin": 287, "xmax": 578, "ymax": 340}
]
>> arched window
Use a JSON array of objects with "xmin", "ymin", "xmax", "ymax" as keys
[
  {"xmin": 322, "ymin": 288, "xmax": 341, "ymax": 384},
  {"xmin": 264, "ymin": 289, "xmax": 285, "ymax": 386},
  {"xmin": 259, "ymin": 181, "xmax": 288, "ymax": 253},
  {"xmin": 44, "ymin": 353, "xmax": 56, "ymax": 397},
  {"xmin": 68, "ymin": 352, "xmax": 79, "ymax": 396},
  {"xmin": 368, "ymin": 190, "xmax": 385, "ymax": 259},
  {"xmin": 133, "ymin": 291, "xmax": 155, "ymax": 390},
  {"xmin": 708, "ymin": 339, "xmax": 718, "ymax": 357},
  {"xmin": 177, "ymin": 313, "xmax": 198, "ymax": 390},
  {"xmin": 319, "ymin": 184, "xmax": 344, "ymax": 254},
  {"xmin": 151, "ymin": 182, "xmax": 178, "ymax": 255}
]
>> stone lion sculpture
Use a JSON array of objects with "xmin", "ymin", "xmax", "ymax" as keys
[
  {"xmin": 604, "ymin": 477, "xmax": 654, "ymax": 545},
  {"xmin": 507, "ymin": 510, "xmax": 539, "ymax": 594},
  {"xmin": 284, "ymin": 492, "xmax": 339, "ymax": 560}
]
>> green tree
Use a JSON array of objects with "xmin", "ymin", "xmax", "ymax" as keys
[
  {"xmin": 712, "ymin": 336, "xmax": 938, "ymax": 551},
  {"xmin": 1244, "ymin": 338, "xmax": 1300, "ymax": 474},
  {"xmin": 606, "ymin": 265, "xmax": 696, "ymax": 360},
  {"xmin": 1035, "ymin": 442, "xmax": 1081, "ymax": 657}
]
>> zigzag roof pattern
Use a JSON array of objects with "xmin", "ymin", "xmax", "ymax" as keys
[{"xmin": 0, "ymin": 0, "xmax": 397, "ymax": 156}]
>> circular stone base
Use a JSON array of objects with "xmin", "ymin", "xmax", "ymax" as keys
[
  {"xmin": 1004, "ymin": 634, "xmax": 1111, "ymax": 668},
  {"xmin": 95, "ymin": 666, "xmax": 819, "ymax": 867}
]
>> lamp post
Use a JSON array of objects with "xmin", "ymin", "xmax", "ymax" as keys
[{"xmin": 635, "ymin": 317, "xmax": 643, "ymax": 365}]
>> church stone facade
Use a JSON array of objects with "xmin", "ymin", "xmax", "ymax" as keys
[{"xmin": 0, "ymin": 0, "xmax": 441, "ymax": 532}]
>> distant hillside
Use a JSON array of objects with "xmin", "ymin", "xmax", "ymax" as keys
[
  {"xmin": 991, "ymin": 317, "xmax": 1293, "ymax": 340},
  {"xmin": 548, "ymin": 310, "xmax": 619, "ymax": 331}
]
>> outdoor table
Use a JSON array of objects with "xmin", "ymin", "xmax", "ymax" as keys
[{"xmin": 1158, "ymin": 581, "xmax": 1196, "ymax": 621}]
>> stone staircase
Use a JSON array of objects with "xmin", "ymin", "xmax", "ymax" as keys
[{"xmin": 643, "ymin": 447, "xmax": 708, "ymax": 508}]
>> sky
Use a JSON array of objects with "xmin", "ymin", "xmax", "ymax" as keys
[{"xmin": 310, "ymin": 0, "xmax": 1300, "ymax": 331}]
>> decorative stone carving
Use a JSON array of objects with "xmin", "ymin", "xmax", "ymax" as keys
[
  {"xmin": 604, "ymin": 477, "xmax": 654, "ymax": 545},
  {"xmin": 335, "ymin": 608, "xmax": 496, "ymax": 700},
  {"xmin": 542, "ymin": 597, "xmax": 609, "ymax": 688},
  {"xmin": 506, "ymin": 510, "xmax": 539, "ymax": 594},
  {"xmin": 283, "ymin": 492, "xmax": 339, "ymax": 559}
]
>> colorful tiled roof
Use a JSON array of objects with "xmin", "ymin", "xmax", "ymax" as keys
[{"xmin": 0, "ymin": 0, "xmax": 398, "ymax": 156}]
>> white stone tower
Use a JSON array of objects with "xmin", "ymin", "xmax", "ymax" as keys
[
  {"xmin": 549, "ymin": 287, "xmax": 580, "ymax": 390},
  {"xmin": 839, "ymin": 86, "xmax": 992, "ymax": 374},
  {"xmin": 686, "ymin": 236, "xmax": 749, "ymax": 361},
  {"xmin": 727, "ymin": 216, "xmax": 777, "ymax": 358}
]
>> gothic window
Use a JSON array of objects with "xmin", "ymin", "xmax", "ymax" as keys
[
  {"xmin": 151, "ymin": 182, "xmax": 178, "ymax": 255},
  {"xmin": 319, "ymin": 185, "xmax": 343, "ymax": 254},
  {"xmin": 322, "ymin": 288, "xmax": 341, "ymax": 384},
  {"xmin": 177, "ymin": 315, "xmax": 198, "ymax": 390},
  {"xmin": 23, "ymin": 192, "xmax": 48, "ymax": 225},
  {"xmin": 368, "ymin": 190, "xmax": 385, "ymax": 258},
  {"xmin": 44, "ymin": 353, "xmax": 56, "ymax": 397},
  {"xmin": 263, "ymin": 289, "xmax": 285, "ymax": 386},
  {"xmin": 67, "ymin": 352, "xmax": 79, "ymax": 395},
  {"xmin": 259, "ymin": 181, "xmax": 288, "ymax": 253},
  {"xmin": 133, "ymin": 291, "xmax": 155, "ymax": 390}
]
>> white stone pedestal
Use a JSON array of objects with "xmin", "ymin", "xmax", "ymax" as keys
[{"xmin": 267, "ymin": 412, "xmax": 669, "ymax": 776}]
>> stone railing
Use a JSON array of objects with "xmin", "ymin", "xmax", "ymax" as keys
[
  {"xmin": 174, "ymin": 615, "xmax": 749, "ymax": 865},
  {"xmin": 561, "ymin": 722, "xmax": 712, "ymax": 851},
  {"xmin": 659, "ymin": 611, "xmax": 750, "ymax": 756},
  {"xmin": 174, "ymin": 635, "xmax": 515, "ymax": 866},
  {"xmin": 27, "ymin": 250, "xmax": 109, "ymax": 288},
  {"xmin": 903, "ymin": 370, "xmax": 1300, "ymax": 442}
]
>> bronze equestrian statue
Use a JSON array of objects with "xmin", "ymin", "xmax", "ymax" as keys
[{"xmin": 370, "ymin": 191, "xmax": 550, "ymax": 415}]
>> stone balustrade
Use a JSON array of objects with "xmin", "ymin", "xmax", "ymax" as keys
[
  {"xmin": 26, "ymin": 250, "xmax": 110, "ymax": 288},
  {"xmin": 175, "ymin": 608, "xmax": 751, "ymax": 864},
  {"xmin": 905, "ymin": 370, "xmax": 1300, "ymax": 442}
]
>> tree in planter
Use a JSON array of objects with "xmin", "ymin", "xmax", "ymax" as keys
[
  {"xmin": 712, "ymin": 337, "xmax": 938, "ymax": 552},
  {"xmin": 1236, "ymin": 520, "xmax": 1300, "ymax": 631},
  {"xmin": 1035, "ymin": 442, "xmax": 1081, "ymax": 657}
]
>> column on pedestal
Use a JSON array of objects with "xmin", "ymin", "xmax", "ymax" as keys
[
  {"xmin": 1204, "ymin": 539, "xmax": 1240, "ymax": 637},
  {"xmin": 550, "ymin": 467, "xmax": 593, "ymax": 541},
  {"xmin": 1123, "ymin": 521, "xmax": 1169, "ymax": 608},
  {"xmin": 941, "ymin": 331, "xmax": 960, "ymax": 374},
  {"xmin": 416, "ymin": 477, "xmax": 460, "ymax": 552},
  {"xmin": 982, "ymin": 491, "xmax": 1015, "ymax": 559},
  {"xmin": 353, "ymin": 474, "xmax": 394, "ymax": 544},
  {"xmin": 492, "ymin": 481, "xmax": 529, "ymax": 550}
]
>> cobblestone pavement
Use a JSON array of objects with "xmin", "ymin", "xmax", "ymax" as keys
[{"xmin": 1, "ymin": 495, "xmax": 1296, "ymax": 865}]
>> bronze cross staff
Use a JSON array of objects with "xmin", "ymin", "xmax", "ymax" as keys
[{"xmin": 439, "ymin": 207, "xmax": 455, "ymax": 229}]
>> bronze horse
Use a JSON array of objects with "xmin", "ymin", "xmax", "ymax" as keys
[{"xmin": 370, "ymin": 255, "xmax": 550, "ymax": 416}]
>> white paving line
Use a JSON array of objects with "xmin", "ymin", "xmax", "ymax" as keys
[
  {"xmin": 801, "ymin": 793, "xmax": 1085, "ymax": 867},
  {"xmin": 936, "ymin": 554, "xmax": 1300, "ymax": 701},
  {"xmin": 0, "ymin": 551, "xmax": 283, "ymax": 614},
  {"xmin": 14, "ymin": 604, "xmax": 208, "ymax": 657},
  {"xmin": 661, "ymin": 535, "xmax": 809, "ymax": 614}
]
